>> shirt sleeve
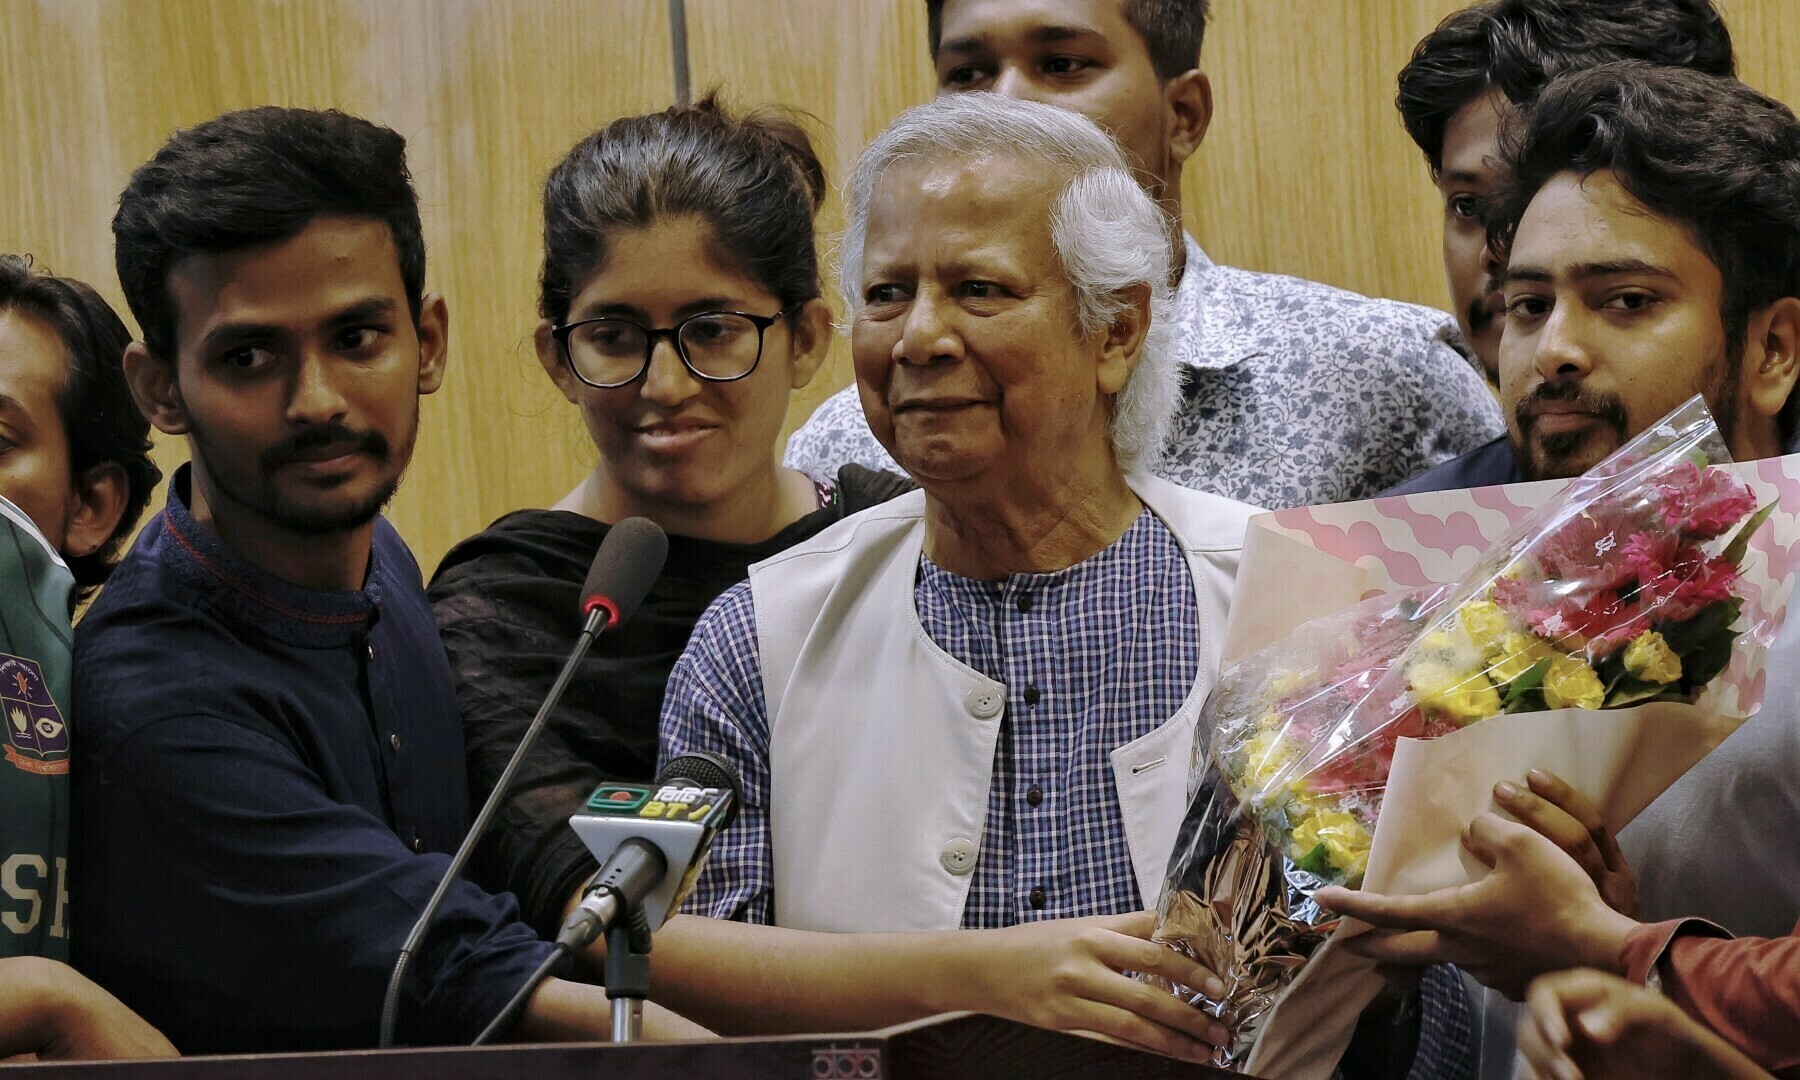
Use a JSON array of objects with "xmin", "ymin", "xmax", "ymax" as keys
[
  {"xmin": 658, "ymin": 581, "xmax": 776, "ymax": 925},
  {"xmin": 1622, "ymin": 917, "xmax": 1800, "ymax": 1074},
  {"xmin": 92, "ymin": 714, "xmax": 556, "ymax": 1049},
  {"xmin": 782, "ymin": 386, "xmax": 901, "ymax": 476}
]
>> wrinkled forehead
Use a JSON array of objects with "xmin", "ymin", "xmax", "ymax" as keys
[{"xmin": 867, "ymin": 152, "xmax": 1067, "ymax": 225}]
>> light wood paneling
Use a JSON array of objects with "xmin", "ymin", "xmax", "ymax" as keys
[
  {"xmin": 7, "ymin": 0, "xmax": 1800, "ymax": 572},
  {"xmin": 0, "ymin": 0, "xmax": 671, "ymax": 573}
]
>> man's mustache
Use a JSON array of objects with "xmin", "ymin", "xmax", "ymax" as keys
[{"xmin": 260, "ymin": 424, "xmax": 390, "ymax": 472}]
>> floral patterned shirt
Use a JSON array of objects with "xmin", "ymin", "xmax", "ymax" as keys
[{"xmin": 784, "ymin": 236, "xmax": 1505, "ymax": 509}]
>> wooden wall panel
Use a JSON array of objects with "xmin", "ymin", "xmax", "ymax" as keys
[
  {"xmin": 6, "ymin": 0, "xmax": 1800, "ymax": 573},
  {"xmin": 0, "ymin": 0, "xmax": 671, "ymax": 574}
]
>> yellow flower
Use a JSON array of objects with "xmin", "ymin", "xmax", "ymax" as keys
[
  {"xmin": 1542, "ymin": 654, "xmax": 1606, "ymax": 710},
  {"xmin": 1488, "ymin": 632, "xmax": 1557, "ymax": 685},
  {"xmin": 1408, "ymin": 659, "xmax": 1502, "ymax": 724},
  {"xmin": 1240, "ymin": 727, "xmax": 1299, "ymax": 795},
  {"xmin": 1459, "ymin": 599, "xmax": 1514, "ymax": 653},
  {"xmin": 1623, "ymin": 631, "xmax": 1683, "ymax": 685},
  {"xmin": 1291, "ymin": 809, "xmax": 1373, "ymax": 879}
]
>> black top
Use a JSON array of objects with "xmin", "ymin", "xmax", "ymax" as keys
[
  {"xmin": 428, "ymin": 465, "xmax": 913, "ymax": 934},
  {"xmin": 73, "ymin": 466, "xmax": 552, "ymax": 1052}
]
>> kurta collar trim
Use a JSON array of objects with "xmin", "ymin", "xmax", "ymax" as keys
[
  {"xmin": 159, "ymin": 463, "xmax": 385, "ymax": 647},
  {"xmin": 1177, "ymin": 233, "xmax": 1261, "ymax": 373}
]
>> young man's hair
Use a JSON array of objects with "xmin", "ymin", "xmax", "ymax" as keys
[
  {"xmin": 1397, "ymin": 0, "xmax": 1734, "ymax": 176},
  {"xmin": 1487, "ymin": 61, "xmax": 1800, "ymax": 441},
  {"xmin": 925, "ymin": 0, "xmax": 1210, "ymax": 82},
  {"xmin": 112, "ymin": 106, "xmax": 426, "ymax": 362},
  {"xmin": 0, "ymin": 255, "xmax": 161, "ymax": 596}
]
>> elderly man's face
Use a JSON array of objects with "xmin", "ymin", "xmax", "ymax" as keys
[{"xmin": 852, "ymin": 157, "xmax": 1123, "ymax": 485}]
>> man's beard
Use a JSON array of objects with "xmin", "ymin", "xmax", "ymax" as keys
[
  {"xmin": 190, "ymin": 416, "xmax": 408, "ymax": 536},
  {"xmin": 1512, "ymin": 356, "xmax": 1738, "ymax": 482}
]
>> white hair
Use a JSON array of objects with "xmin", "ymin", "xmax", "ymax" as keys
[{"xmin": 839, "ymin": 93, "xmax": 1179, "ymax": 472}]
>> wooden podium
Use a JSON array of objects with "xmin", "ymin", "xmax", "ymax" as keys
[{"xmin": 14, "ymin": 1013, "xmax": 1249, "ymax": 1078}]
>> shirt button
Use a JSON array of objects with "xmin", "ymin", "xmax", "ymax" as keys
[
  {"xmin": 964, "ymin": 686, "xmax": 1004, "ymax": 720},
  {"xmin": 389, "ymin": 733, "xmax": 402, "ymax": 752},
  {"xmin": 365, "ymin": 643, "xmax": 375, "ymax": 661},
  {"xmin": 1028, "ymin": 887, "xmax": 1046, "ymax": 909},
  {"xmin": 1017, "ymin": 593, "xmax": 1033, "ymax": 614},
  {"xmin": 1023, "ymin": 684, "xmax": 1040, "ymax": 707},
  {"xmin": 940, "ymin": 837, "xmax": 978, "ymax": 875},
  {"xmin": 1025, "ymin": 786, "xmax": 1044, "ymax": 807},
  {"xmin": 411, "ymin": 835, "xmax": 424, "ymax": 853}
]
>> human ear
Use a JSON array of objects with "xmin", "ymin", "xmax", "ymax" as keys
[
  {"xmin": 534, "ymin": 320, "xmax": 583, "ymax": 405},
  {"xmin": 415, "ymin": 292, "xmax": 449, "ymax": 395},
  {"xmin": 122, "ymin": 341, "xmax": 190, "ymax": 436},
  {"xmin": 1164, "ymin": 70, "xmax": 1212, "ymax": 167},
  {"xmin": 786, "ymin": 299, "xmax": 835, "ymax": 391},
  {"xmin": 1097, "ymin": 283, "xmax": 1153, "ymax": 396},
  {"xmin": 61, "ymin": 461, "xmax": 129, "ymax": 561},
  {"xmin": 1743, "ymin": 298, "xmax": 1800, "ymax": 447}
]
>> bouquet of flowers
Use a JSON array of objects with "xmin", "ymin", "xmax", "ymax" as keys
[{"xmin": 1146, "ymin": 398, "xmax": 1791, "ymax": 1070}]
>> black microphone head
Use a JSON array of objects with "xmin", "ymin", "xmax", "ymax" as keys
[
  {"xmin": 657, "ymin": 751, "xmax": 744, "ymax": 831},
  {"xmin": 581, "ymin": 517, "xmax": 668, "ymax": 628}
]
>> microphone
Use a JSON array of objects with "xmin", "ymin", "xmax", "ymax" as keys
[
  {"xmin": 470, "ymin": 753, "xmax": 743, "ymax": 1046},
  {"xmin": 580, "ymin": 516, "xmax": 667, "ymax": 631},
  {"xmin": 559, "ymin": 750, "xmax": 743, "ymax": 949},
  {"xmin": 378, "ymin": 517, "xmax": 669, "ymax": 1049}
]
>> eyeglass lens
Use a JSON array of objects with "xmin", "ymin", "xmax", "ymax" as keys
[{"xmin": 566, "ymin": 313, "xmax": 764, "ymax": 385}]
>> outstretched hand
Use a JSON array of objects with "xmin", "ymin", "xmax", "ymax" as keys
[
  {"xmin": 953, "ymin": 911, "xmax": 1232, "ymax": 1063},
  {"xmin": 1314, "ymin": 813, "xmax": 1638, "ymax": 999},
  {"xmin": 1495, "ymin": 770, "xmax": 1637, "ymax": 918},
  {"xmin": 1519, "ymin": 968, "xmax": 1772, "ymax": 1080}
]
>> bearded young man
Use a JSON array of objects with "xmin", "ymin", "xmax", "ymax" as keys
[
  {"xmin": 70, "ymin": 108, "xmax": 702, "ymax": 1053},
  {"xmin": 1330, "ymin": 63, "xmax": 1800, "ymax": 1079},
  {"xmin": 1395, "ymin": 0, "xmax": 1735, "ymax": 384}
]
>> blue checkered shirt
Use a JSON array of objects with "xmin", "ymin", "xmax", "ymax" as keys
[{"xmin": 661, "ymin": 508, "xmax": 1194, "ymax": 926}]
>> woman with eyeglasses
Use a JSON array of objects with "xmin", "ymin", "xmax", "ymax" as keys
[{"xmin": 428, "ymin": 98, "xmax": 909, "ymax": 939}]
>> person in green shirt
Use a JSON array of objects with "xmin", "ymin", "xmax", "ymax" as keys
[{"xmin": 0, "ymin": 254, "xmax": 171, "ymax": 1060}]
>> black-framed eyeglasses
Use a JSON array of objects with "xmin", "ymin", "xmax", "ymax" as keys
[{"xmin": 551, "ymin": 307, "xmax": 798, "ymax": 389}]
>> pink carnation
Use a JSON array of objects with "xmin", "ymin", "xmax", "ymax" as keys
[{"xmin": 1653, "ymin": 462, "xmax": 1758, "ymax": 541}]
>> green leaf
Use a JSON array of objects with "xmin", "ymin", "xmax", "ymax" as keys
[
  {"xmin": 1605, "ymin": 677, "xmax": 1675, "ymax": 708},
  {"xmin": 1661, "ymin": 598, "xmax": 1741, "ymax": 657},
  {"xmin": 1502, "ymin": 658, "xmax": 1553, "ymax": 707},
  {"xmin": 1723, "ymin": 501, "xmax": 1778, "ymax": 568},
  {"xmin": 1682, "ymin": 627, "xmax": 1741, "ymax": 689},
  {"xmin": 1296, "ymin": 842, "xmax": 1333, "ymax": 877}
]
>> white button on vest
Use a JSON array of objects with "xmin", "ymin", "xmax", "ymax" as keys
[
  {"xmin": 964, "ymin": 686, "xmax": 1004, "ymax": 719},
  {"xmin": 940, "ymin": 837, "xmax": 978, "ymax": 875}
]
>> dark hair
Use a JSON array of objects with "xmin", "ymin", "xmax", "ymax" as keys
[
  {"xmin": 1397, "ymin": 0, "xmax": 1734, "ymax": 176},
  {"xmin": 0, "ymin": 255, "xmax": 161, "ymax": 597},
  {"xmin": 113, "ymin": 106, "xmax": 426, "ymax": 361},
  {"xmin": 539, "ymin": 94, "xmax": 827, "ymax": 325},
  {"xmin": 926, "ymin": 0, "xmax": 1210, "ymax": 83},
  {"xmin": 1487, "ymin": 62, "xmax": 1800, "ymax": 441}
]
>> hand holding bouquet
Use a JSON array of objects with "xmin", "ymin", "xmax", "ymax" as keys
[{"xmin": 1148, "ymin": 399, "xmax": 1794, "ymax": 1071}]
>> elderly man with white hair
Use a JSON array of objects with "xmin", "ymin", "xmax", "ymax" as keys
[{"xmin": 636, "ymin": 93, "xmax": 1244, "ymax": 1063}]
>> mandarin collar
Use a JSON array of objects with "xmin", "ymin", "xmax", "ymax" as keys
[{"xmin": 159, "ymin": 464, "xmax": 386, "ymax": 648}]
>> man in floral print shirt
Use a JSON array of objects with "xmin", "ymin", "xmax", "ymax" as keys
[{"xmin": 784, "ymin": 0, "xmax": 1504, "ymax": 508}]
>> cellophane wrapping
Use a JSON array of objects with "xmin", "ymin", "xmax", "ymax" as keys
[{"xmin": 1146, "ymin": 398, "xmax": 1788, "ymax": 1069}]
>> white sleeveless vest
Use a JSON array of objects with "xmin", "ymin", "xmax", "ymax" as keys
[{"xmin": 749, "ymin": 473, "xmax": 1257, "ymax": 932}]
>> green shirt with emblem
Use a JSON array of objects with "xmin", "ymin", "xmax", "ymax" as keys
[{"xmin": 0, "ymin": 494, "xmax": 73, "ymax": 961}]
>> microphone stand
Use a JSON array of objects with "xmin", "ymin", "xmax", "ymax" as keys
[
  {"xmin": 378, "ymin": 603, "xmax": 608, "ymax": 1049},
  {"xmin": 605, "ymin": 911, "xmax": 653, "ymax": 1041}
]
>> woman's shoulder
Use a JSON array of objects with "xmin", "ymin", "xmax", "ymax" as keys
[{"xmin": 428, "ymin": 509, "xmax": 603, "ymax": 602}]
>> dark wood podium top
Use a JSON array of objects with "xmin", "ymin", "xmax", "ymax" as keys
[{"xmin": 10, "ymin": 1013, "xmax": 1252, "ymax": 1079}]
